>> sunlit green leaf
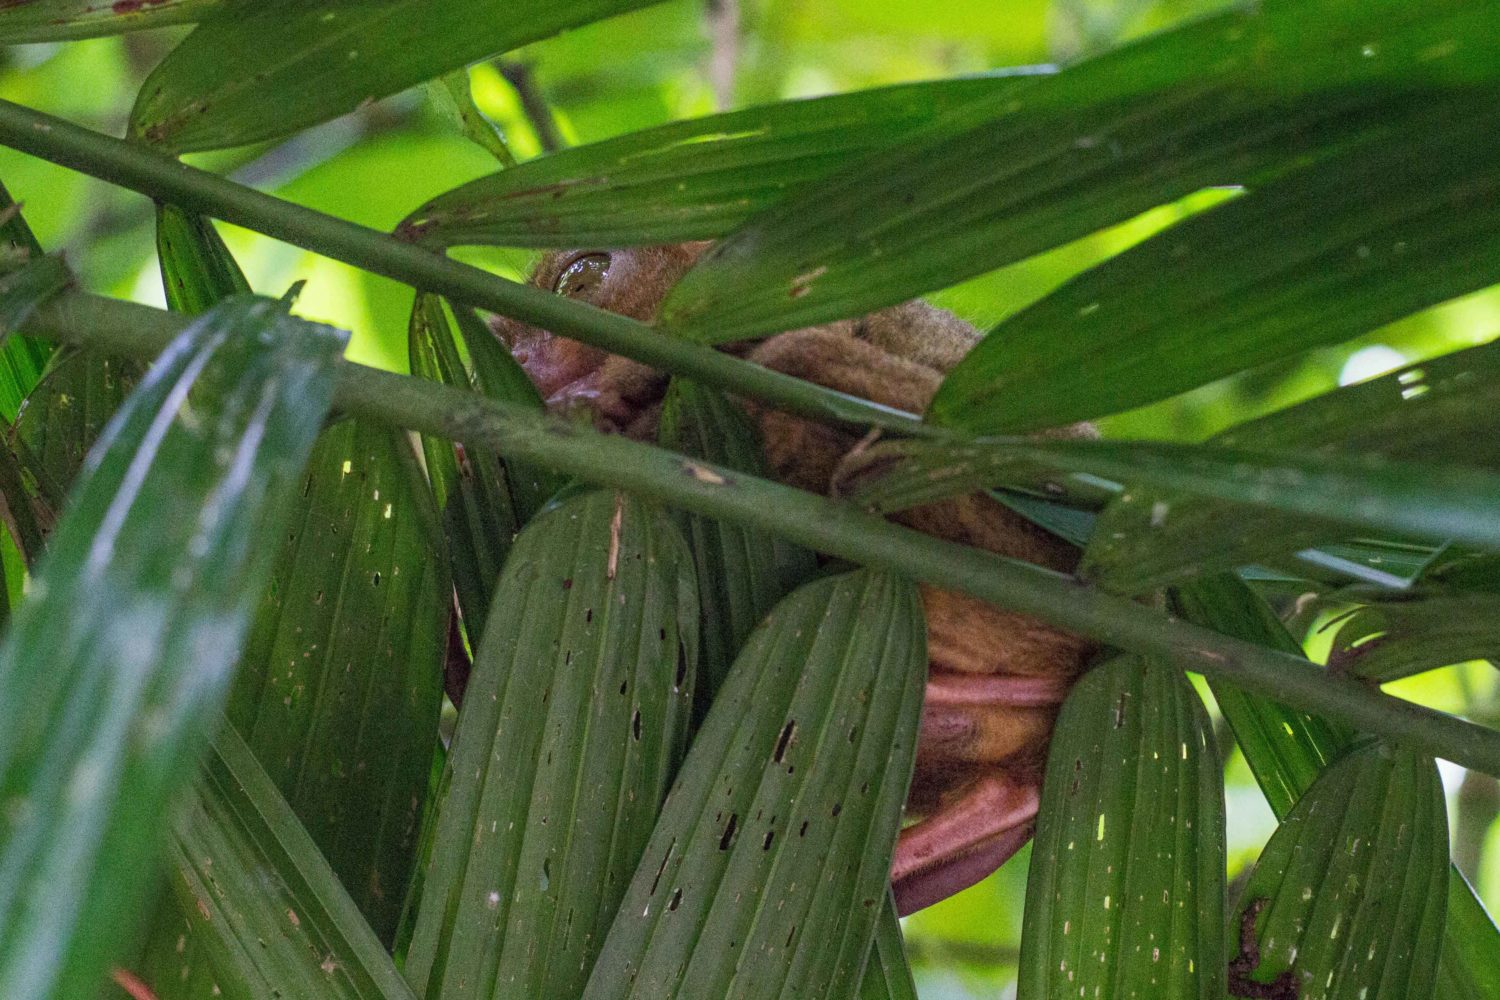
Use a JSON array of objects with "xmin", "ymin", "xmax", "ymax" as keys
[
  {"xmin": 657, "ymin": 378, "xmax": 816, "ymax": 716},
  {"xmin": 581, "ymin": 569, "xmax": 925, "ymax": 1000},
  {"xmin": 398, "ymin": 72, "xmax": 1046, "ymax": 249},
  {"xmin": 428, "ymin": 70, "xmax": 516, "ymax": 167},
  {"xmin": 1018, "ymin": 654, "xmax": 1225, "ymax": 999},
  {"xmin": 155, "ymin": 724, "xmax": 418, "ymax": 1000},
  {"xmin": 156, "ymin": 204, "xmax": 252, "ymax": 315},
  {"xmin": 406, "ymin": 490, "xmax": 698, "ymax": 1000},
  {"xmin": 129, "ymin": 0, "xmax": 668, "ymax": 154},
  {"xmin": 0, "ymin": 181, "xmax": 56, "ymax": 422},
  {"xmin": 932, "ymin": 99, "xmax": 1500, "ymax": 433},
  {"xmin": 1085, "ymin": 340, "xmax": 1500, "ymax": 590},
  {"xmin": 1229, "ymin": 743, "xmax": 1447, "ymax": 1000},
  {"xmin": 0, "ymin": 0, "xmax": 219, "ymax": 43},
  {"xmin": 658, "ymin": 0, "xmax": 1499, "ymax": 343},
  {"xmin": 0, "ymin": 296, "xmax": 343, "ymax": 1000}
]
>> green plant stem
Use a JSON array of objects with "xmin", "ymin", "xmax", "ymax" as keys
[
  {"xmin": 0, "ymin": 98, "xmax": 928, "ymax": 438},
  {"xmin": 22, "ymin": 288, "xmax": 1500, "ymax": 778}
]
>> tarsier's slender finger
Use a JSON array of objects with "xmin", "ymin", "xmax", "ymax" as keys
[{"xmin": 891, "ymin": 774, "xmax": 1040, "ymax": 915}]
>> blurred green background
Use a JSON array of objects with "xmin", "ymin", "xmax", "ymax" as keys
[{"xmin": 3, "ymin": 1, "xmax": 1498, "ymax": 995}]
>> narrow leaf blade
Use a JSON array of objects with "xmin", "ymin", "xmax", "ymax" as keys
[
  {"xmin": 0, "ymin": 295, "xmax": 344, "ymax": 999},
  {"xmin": 1230, "ymin": 743, "xmax": 1448, "ymax": 1000},
  {"xmin": 657, "ymin": 378, "xmax": 816, "ymax": 714},
  {"xmin": 581, "ymin": 569, "xmax": 926, "ymax": 1000},
  {"xmin": 129, "ymin": 0, "xmax": 665, "ymax": 154},
  {"xmin": 156, "ymin": 724, "xmax": 418, "ymax": 1000},
  {"xmin": 406, "ymin": 490, "xmax": 699, "ymax": 1000},
  {"xmin": 398, "ymin": 73, "xmax": 1046, "ymax": 249},
  {"xmin": 1018, "ymin": 654, "xmax": 1226, "ymax": 999}
]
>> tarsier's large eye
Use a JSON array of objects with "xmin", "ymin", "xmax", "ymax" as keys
[{"xmin": 553, "ymin": 252, "xmax": 611, "ymax": 300}]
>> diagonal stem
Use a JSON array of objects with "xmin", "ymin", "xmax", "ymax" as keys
[
  {"xmin": 22, "ymin": 287, "xmax": 1500, "ymax": 779},
  {"xmin": 0, "ymin": 98, "xmax": 935, "ymax": 438}
]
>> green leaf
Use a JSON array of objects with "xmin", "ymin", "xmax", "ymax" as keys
[
  {"xmin": 581, "ymin": 569, "xmax": 926, "ymax": 1000},
  {"xmin": 406, "ymin": 490, "xmax": 699, "ymax": 1000},
  {"xmin": 129, "ymin": 0, "xmax": 668, "ymax": 154},
  {"xmin": 840, "ymin": 434, "xmax": 1500, "ymax": 562},
  {"xmin": 397, "ymin": 72, "xmax": 1046, "ymax": 249},
  {"xmin": 13, "ymin": 349, "xmax": 143, "ymax": 499},
  {"xmin": 657, "ymin": 0, "xmax": 1500, "ymax": 343},
  {"xmin": 0, "ymin": 253, "xmax": 69, "ymax": 346},
  {"xmin": 657, "ymin": 378, "xmax": 816, "ymax": 715},
  {"xmin": 1171, "ymin": 574, "xmax": 1500, "ymax": 997},
  {"xmin": 1017, "ymin": 654, "xmax": 1225, "ymax": 999},
  {"xmin": 428, "ymin": 70, "xmax": 516, "ymax": 168},
  {"xmin": 858, "ymin": 899, "xmax": 918, "ymax": 1000},
  {"xmin": 1085, "ymin": 339, "xmax": 1500, "ymax": 591},
  {"xmin": 156, "ymin": 204, "xmax": 252, "ymax": 315},
  {"xmin": 0, "ymin": 296, "xmax": 343, "ymax": 1000},
  {"xmin": 0, "ymin": 0, "xmax": 220, "ymax": 43},
  {"xmin": 1328, "ymin": 591, "xmax": 1500, "ymax": 682},
  {"xmin": 0, "ymin": 181, "xmax": 56, "ymax": 422},
  {"xmin": 0, "ymin": 412, "xmax": 52, "ymax": 567},
  {"xmin": 156, "ymin": 724, "xmax": 419, "ymax": 1000},
  {"xmin": 226, "ymin": 416, "xmax": 448, "ymax": 943},
  {"xmin": 1229, "ymin": 743, "xmax": 1447, "ymax": 1000},
  {"xmin": 407, "ymin": 293, "xmax": 521, "ymax": 641},
  {"xmin": 448, "ymin": 302, "xmax": 560, "ymax": 523},
  {"xmin": 1169, "ymin": 576, "xmax": 1354, "ymax": 817},
  {"xmin": 931, "ymin": 98, "xmax": 1500, "ymax": 433}
]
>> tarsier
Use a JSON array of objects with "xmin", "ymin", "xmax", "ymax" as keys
[{"xmin": 492, "ymin": 243, "xmax": 1095, "ymax": 913}]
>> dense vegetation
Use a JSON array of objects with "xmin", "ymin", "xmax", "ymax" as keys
[{"xmin": 0, "ymin": 1, "xmax": 1498, "ymax": 998}]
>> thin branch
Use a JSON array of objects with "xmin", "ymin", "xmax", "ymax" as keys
[
  {"xmin": 22, "ymin": 288, "xmax": 1500, "ymax": 779},
  {"xmin": 0, "ymin": 99, "xmax": 930, "ymax": 440},
  {"xmin": 704, "ymin": 0, "xmax": 740, "ymax": 111},
  {"xmin": 495, "ymin": 61, "xmax": 566, "ymax": 154}
]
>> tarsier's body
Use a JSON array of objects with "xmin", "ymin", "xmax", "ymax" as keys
[{"xmin": 494, "ymin": 244, "xmax": 1093, "ymax": 912}]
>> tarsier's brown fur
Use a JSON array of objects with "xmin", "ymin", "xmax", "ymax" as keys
[{"xmin": 493, "ymin": 243, "xmax": 1095, "ymax": 910}]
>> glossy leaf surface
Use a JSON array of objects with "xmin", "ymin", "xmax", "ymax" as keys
[
  {"xmin": 581, "ymin": 569, "xmax": 925, "ymax": 1000},
  {"xmin": 0, "ymin": 296, "xmax": 343, "ymax": 999},
  {"xmin": 841, "ymin": 434, "xmax": 1500, "ymax": 563},
  {"xmin": 931, "ymin": 98, "xmax": 1500, "ymax": 433},
  {"xmin": 659, "ymin": 0, "xmax": 1499, "ymax": 343},
  {"xmin": 129, "ymin": 0, "xmax": 666, "ymax": 153},
  {"xmin": 1018, "ymin": 654, "xmax": 1225, "ymax": 999},
  {"xmin": 406, "ymin": 490, "xmax": 698, "ymax": 1000},
  {"xmin": 399, "ymin": 73, "xmax": 1045, "ymax": 249}
]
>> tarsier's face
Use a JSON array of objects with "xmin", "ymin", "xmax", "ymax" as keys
[{"xmin": 495, "ymin": 245, "xmax": 1094, "ymax": 913}]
